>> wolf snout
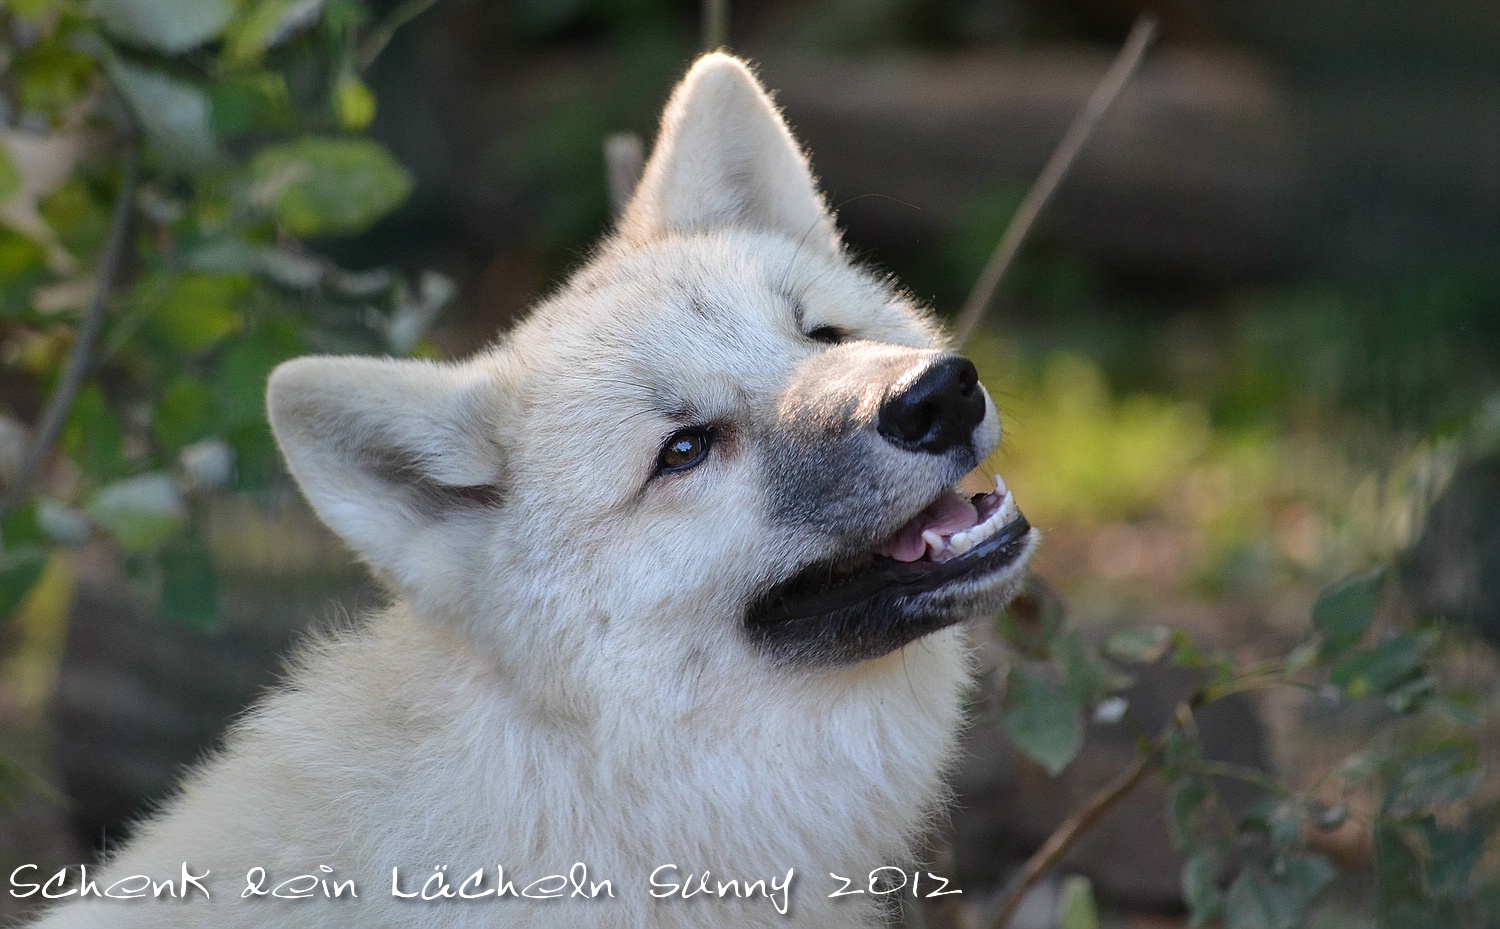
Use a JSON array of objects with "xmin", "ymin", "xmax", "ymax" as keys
[{"xmin": 876, "ymin": 354, "xmax": 987, "ymax": 455}]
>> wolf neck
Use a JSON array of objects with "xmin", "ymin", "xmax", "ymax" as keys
[{"xmin": 385, "ymin": 605, "xmax": 970, "ymax": 882}]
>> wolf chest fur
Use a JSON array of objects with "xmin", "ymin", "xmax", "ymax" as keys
[{"xmin": 29, "ymin": 53, "xmax": 1036, "ymax": 928}]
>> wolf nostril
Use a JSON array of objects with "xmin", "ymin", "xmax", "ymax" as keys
[
  {"xmin": 957, "ymin": 363, "xmax": 979, "ymax": 397},
  {"xmin": 877, "ymin": 355, "xmax": 986, "ymax": 455}
]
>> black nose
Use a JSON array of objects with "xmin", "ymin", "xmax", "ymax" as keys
[{"xmin": 877, "ymin": 354, "xmax": 986, "ymax": 455}]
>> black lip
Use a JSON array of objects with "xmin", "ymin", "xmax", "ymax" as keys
[{"xmin": 750, "ymin": 510, "xmax": 1033, "ymax": 626}]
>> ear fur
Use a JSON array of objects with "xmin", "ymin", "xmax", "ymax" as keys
[
  {"xmin": 266, "ymin": 355, "xmax": 511, "ymax": 591},
  {"xmin": 617, "ymin": 53, "xmax": 841, "ymax": 254}
]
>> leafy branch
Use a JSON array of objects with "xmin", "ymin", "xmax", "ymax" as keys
[
  {"xmin": 0, "ymin": 132, "xmax": 138, "ymax": 531},
  {"xmin": 0, "ymin": 0, "xmax": 450, "ymax": 628},
  {"xmin": 985, "ymin": 568, "xmax": 1495, "ymax": 929}
]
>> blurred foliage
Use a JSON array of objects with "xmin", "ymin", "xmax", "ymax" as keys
[
  {"xmin": 993, "ymin": 565, "xmax": 1499, "ymax": 929},
  {"xmin": 944, "ymin": 56, "xmax": 1500, "ymax": 926},
  {"xmin": 0, "ymin": 0, "xmax": 449, "ymax": 648}
]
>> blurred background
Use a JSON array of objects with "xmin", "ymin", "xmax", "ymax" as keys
[{"xmin": 1, "ymin": 1, "xmax": 1497, "ymax": 927}]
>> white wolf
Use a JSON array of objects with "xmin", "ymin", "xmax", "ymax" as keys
[{"xmin": 26, "ymin": 53, "xmax": 1036, "ymax": 928}]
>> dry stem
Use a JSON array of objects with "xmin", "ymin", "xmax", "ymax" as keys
[{"xmin": 953, "ymin": 14, "xmax": 1158, "ymax": 347}]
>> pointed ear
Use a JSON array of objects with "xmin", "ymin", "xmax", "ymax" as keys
[
  {"xmin": 267, "ymin": 355, "xmax": 512, "ymax": 595},
  {"xmin": 617, "ymin": 53, "xmax": 840, "ymax": 254}
]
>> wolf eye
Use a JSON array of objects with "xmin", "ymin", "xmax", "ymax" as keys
[
  {"xmin": 806, "ymin": 325, "xmax": 846, "ymax": 344},
  {"xmin": 657, "ymin": 428, "xmax": 713, "ymax": 474}
]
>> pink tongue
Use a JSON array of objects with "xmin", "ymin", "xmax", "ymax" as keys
[{"xmin": 876, "ymin": 492, "xmax": 981, "ymax": 563}]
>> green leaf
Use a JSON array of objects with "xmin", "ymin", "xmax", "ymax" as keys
[
  {"xmin": 223, "ymin": 0, "xmax": 328, "ymax": 64},
  {"xmin": 0, "ymin": 549, "xmax": 48, "ymax": 618},
  {"xmin": 1330, "ymin": 632, "xmax": 1430, "ymax": 699},
  {"xmin": 86, "ymin": 472, "xmax": 187, "ymax": 552},
  {"xmin": 249, "ymin": 137, "xmax": 411, "ymax": 236},
  {"xmin": 1162, "ymin": 723, "xmax": 1204, "ymax": 782},
  {"xmin": 224, "ymin": 421, "xmax": 278, "ymax": 491},
  {"xmin": 1375, "ymin": 821, "xmax": 1426, "ymax": 913},
  {"xmin": 1426, "ymin": 694, "xmax": 1481, "ymax": 726},
  {"xmin": 10, "ymin": 0, "xmax": 65, "ymax": 23},
  {"xmin": 154, "ymin": 376, "xmax": 215, "ymax": 451},
  {"xmin": 1418, "ymin": 818, "xmax": 1483, "ymax": 902},
  {"xmin": 334, "ymin": 75, "xmax": 376, "ymax": 131},
  {"xmin": 34, "ymin": 498, "xmax": 91, "ymax": 545},
  {"xmin": 0, "ymin": 144, "xmax": 21, "ymax": 202},
  {"xmin": 1384, "ymin": 675, "xmax": 1437, "ymax": 714},
  {"xmin": 1002, "ymin": 667, "xmax": 1084, "ymax": 776},
  {"xmin": 1058, "ymin": 632, "xmax": 1116, "ymax": 706},
  {"xmin": 1170, "ymin": 629, "xmax": 1208, "ymax": 669},
  {"xmin": 1056, "ymin": 875, "xmax": 1098, "ymax": 929},
  {"xmin": 1384, "ymin": 745, "xmax": 1481, "ymax": 813},
  {"xmin": 1314, "ymin": 567, "xmax": 1385, "ymax": 659},
  {"xmin": 1182, "ymin": 846, "xmax": 1225, "ymax": 928},
  {"xmin": 2, "ymin": 502, "xmax": 46, "ymax": 550},
  {"xmin": 213, "ymin": 321, "xmax": 304, "ymax": 430},
  {"xmin": 61, "ymin": 384, "xmax": 126, "ymax": 481},
  {"xmin": 93, "ymin": 0, "xmax": 236, "ymax": 53},
  {"xmin": 1280, "ymin": 855, "xmax": 1336, "ymax": 914},
  {"xmin": 109, "ymin": 59, "xmax": 221, "ymax": 169},
  {"xmin": 1224, "ymin": 855, "xmax": 1334, "ymax": 929},
  {"xmin": 159, "ymin": 535, "xmax": 219, "ymax": 628},
  {"xmin": 1167, "ymin": 778, "xmax": 1210, "ymax": 849},
  {"xmin": 208, "ymin": 71, "xmax": 294, "ymax": 137},
  {"xmin": 1103, "ymin": 626, "xmax": 1172, "ymax": 663},
  {"xmin": 1240, "ymin": 798, "xmax": 1302, "ymax": 850},
  {"xmin": 1225, "ymin": 867, "xmax": 1288, "ymax": 929},
  {"xmin": 15, "ymin": 33, "xmax": 95, "ymax": 119},
  {"xmin": 144, "ymin": 273, "xmax": 247, "ymax": 353},
  {"xmin": 0, "ymin": 228, "xmax": 47, "ymax": 284}
]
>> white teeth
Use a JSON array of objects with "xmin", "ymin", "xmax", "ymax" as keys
[
  {"xmin": 924, "ymin": 488, "xmax": 1018, "ymax": 561},
  {"xmin": 993, "ymin": 473, "xmax": 1008, "ymax": 496}
]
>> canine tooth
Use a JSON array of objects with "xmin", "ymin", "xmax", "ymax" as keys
[
  {"xmin": 921, "ymin": 529, "xmax": 947, "ymax": 554},
  {"xmin": 993, "ymin": 473, "xmax": 1008, "ymax": 496},
  {"xmin": 959, "ymin": 468, "xmax": 993, "ymax": 497}
]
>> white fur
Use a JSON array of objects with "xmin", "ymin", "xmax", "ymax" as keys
[{"xmin": 26, "ymin": 54, "xmax": 1020, "ymax": 928}]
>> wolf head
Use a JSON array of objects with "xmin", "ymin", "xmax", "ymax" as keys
[{"xmin": 268, "ymin": 54, "xmax": 1036, "ymax": 717}]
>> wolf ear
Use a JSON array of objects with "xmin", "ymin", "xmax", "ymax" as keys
[
  {"xmin": 267, "ymin": 355, "xmax": 512, "ymax": 594},
  {"xmin": 617, "ymin": 53, "xmax": 840, "ymax": 254}
]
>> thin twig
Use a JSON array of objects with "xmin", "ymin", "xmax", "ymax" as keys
[
  {"xmin": 989, "ymin": 750, "xmax": 1157, "ymax": 929},
  {"xmin": 0, "ymin": 142, "xmax": 140, "ymax": 530},
  {"xmin": 990, "ymin": 692, "xmax": 1206, "ymax": 929},
  {"xmin": 952, "ymin": 13, "xmax": 1158, "ymax": 347},
  {"xmin": 359, "ymin": 0, "xmax": 443, "ymax": 70},
  {"xmin": 701, "ymin": 0, "xmax": 729, "ymax": 51},
  {"xmin": 1198, "ymin": 760, "xmax": 1292, "ymax": 798}
]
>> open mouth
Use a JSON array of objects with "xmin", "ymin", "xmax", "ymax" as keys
[{"xmin": 750, "ymin": 470, "xmax": 1032, "ymax": 628}]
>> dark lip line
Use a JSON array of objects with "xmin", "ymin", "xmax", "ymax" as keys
[{"xmin": 750, "ymin": 511, "xmax": 1033, "ymax": 625}]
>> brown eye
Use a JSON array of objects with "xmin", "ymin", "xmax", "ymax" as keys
[{"xmin": 657, "ymin": 428, "xmax": 713, "ymax": 474}]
